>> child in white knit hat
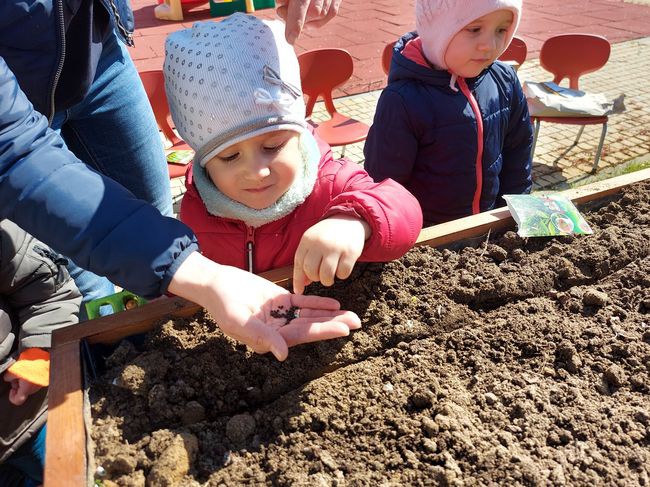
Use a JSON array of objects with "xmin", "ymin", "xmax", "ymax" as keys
[
  {"xmin": 164, "ymin": 13, "xmax": 422, "ymax": 295},
  {"xmin": 364, "ymin": 0, "xmax": 533, "ymax": 227}
]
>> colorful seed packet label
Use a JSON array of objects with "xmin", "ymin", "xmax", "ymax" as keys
[
  {"xmin": 166, "ymin": 149, "xmax": 194, "ymax": 165},
  {"xmin": 503, "ymin": 193, "xmax": 593, "ymax": 237}
]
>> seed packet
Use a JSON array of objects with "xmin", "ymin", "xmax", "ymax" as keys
[
  {"xmin": 166, "ymin": 149, "xmax": 194, "ymax": 165},
  {"xmin": 503, "ymin": 193, "xmax": 593, "ymax": 237}
]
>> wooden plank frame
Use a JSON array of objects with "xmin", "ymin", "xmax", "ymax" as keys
[{"xmin": 44, "ymin": 168, "xmax": 650, "ymax": 486}]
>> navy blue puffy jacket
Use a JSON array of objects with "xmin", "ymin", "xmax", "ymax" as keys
[
  {"xmin": 364, "ymin": 32, "xmax": 533, "ymax": 226},
  {"xmin": 0, "ymin": 57, "xmax": 198, "ymax": 298}
]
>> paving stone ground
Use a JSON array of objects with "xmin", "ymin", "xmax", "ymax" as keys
[
  {"xmin": 172, "ymin": 36, "xmax": 650, "ymax": 214},
  {"xmin": 151, "ymin": 1, "xmax": 650, "ymax": 213}
]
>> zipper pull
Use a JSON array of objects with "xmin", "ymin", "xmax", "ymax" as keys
[{"xmin": 245, "ymin": 226, "xmax": 255, "ymax": 273}]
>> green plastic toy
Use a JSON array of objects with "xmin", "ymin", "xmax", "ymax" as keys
[
  {"xmin": 210, "ymin": 0, "xmax": 275, "ymax": 17},
  {"xmin": 85, "ymin": 290, "xmax": 147, "ymax": 320}
]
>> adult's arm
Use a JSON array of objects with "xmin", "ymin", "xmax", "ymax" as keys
[
  {"xmin": 0, "ymin": 56, "xmax": 198, "ymax": 299},
  {"xmin": 0, "ymin": 57, "xmax": 360, "ymax": 360}
]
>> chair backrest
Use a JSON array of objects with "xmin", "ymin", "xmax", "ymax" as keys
[
  {"xmin": 297, "ymin": 48, "xmax": 354, "ymax": 117},
  {"xmin": 539, "ymin": 34, "xmax": 610, "ymax": 90},
  {"xmin": 138, "ymin": 70, "xmax": 181, "ymax": 146},
  {"xmin": 382, "ymin": 41, "xmax": 394, "ymax": 76},
  {"xmin": 498, "ymin": 36, "xmax": 527, "ymax": 66}
]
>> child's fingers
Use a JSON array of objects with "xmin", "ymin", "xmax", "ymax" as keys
[
  {"xmin": 292, "ymin": 264, "xmax": 306, "ymax": 295},
  {"xmin": 300, "ymin": 249, "xmax": 324, "ymax": 285},
  {"xmin": 335, "ymin": 252, "xmax": 357, "ymax": 281},
  {"xmin": 8, "ymin": 384, "xmax": 27, "ymax": 406},
  {"xmin": 292, "ymin": 245, "xmax": 309, "ymax": 294},
  {"xmin": 318, "ymin": 253, "xmax": 340, "ymax": 287}
]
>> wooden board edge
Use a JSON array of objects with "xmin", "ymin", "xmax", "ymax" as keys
[
  {"xmin": 45, "ymin": 340, "xmax": 85, "ymax": 487},
  {"xmin": 44, "ymin": 168, "xmax": 650, "ymax": 487},
  {"xmin": 416, "ymin": 168, "xmax": 650, "ymax": 247},
  {"xmin": 53, "ymin": 168, "xmax": 650, "ymax": 347}
]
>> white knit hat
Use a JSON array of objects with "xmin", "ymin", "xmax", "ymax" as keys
[
  {"xmin": 416, "ymin": 0, "xmax": 522, "ymax": 71},
  {"xmin": 164, "ymin": 14, "xmax": 308, "ymax": 167}
]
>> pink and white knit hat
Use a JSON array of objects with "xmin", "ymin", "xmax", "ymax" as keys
[{"xmin": 415, "ymin": 0, "xmax": 522, "ymax": 71}]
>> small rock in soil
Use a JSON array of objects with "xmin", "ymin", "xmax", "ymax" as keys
[
  {"xmin": 583, "ymin": 289, "xmax": 609, "ymax": 307},
  {"xmin": 226, "ymin": 413, "xmax": 256, "ymax": 445},
  {"xmin": 147, "ymin": 432, "xmax": 198, "ymax": 487},
  {"xmin": 181, "ymin": 401, "xmax": 205, "ymax": 425},
  {"xmin": 603, "ymin": 364, "xmax": 626, "ymax": 388},
  {"xmin": 410, "ymin": 388, "xmax": 435, "ymax": 409}
]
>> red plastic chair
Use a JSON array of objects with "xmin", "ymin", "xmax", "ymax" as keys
[
  {"xmin": 530, "ymin": 34, "xmax": 611, "ymax": 173},
  {"xmin": 138, "ymin": 70, "xmax": 191, "ymax": 179},
  {"xmin": 382, "ymin": 42, "xmax": 394, "ymax": 76},
  {"xmin": 298, "ymin": 48, "xmax": 370, "ymax": 156},
  {"xmin": 498, "ymin": 36, "xmax": 527, "ymax": 67}
]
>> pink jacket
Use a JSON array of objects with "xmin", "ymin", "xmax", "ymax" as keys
[{"xmin": 180, "ymin": 137, "xmax": 422, "ymax": 273}]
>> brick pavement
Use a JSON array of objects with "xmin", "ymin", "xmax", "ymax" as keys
[
  {"xmin": 149, "ymin": 1, "xmax": 650, "ymax": 212},
  {"xmin": 131, "ymin": 0, "xmax": 650, "ymax": 95}
]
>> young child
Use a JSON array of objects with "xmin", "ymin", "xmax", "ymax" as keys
[
  {"xmin": 0, "ymin": 220, "xmax": 81, "ymax": 486},
  {"xmin": 364, "ymin": 0, "xmax": 533, "ymax": 227},
  {"xmin": 164, "ymin": 13, "xmax": 423, "ymax": 295}
]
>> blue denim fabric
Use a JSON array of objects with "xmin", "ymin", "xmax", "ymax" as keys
[
  {"xmin": 51, "ymin": 30, "xmax": 173, "ymax": 317},
  {"xmin": 0, "ymin": 426, "xmax": 46, "ymax": 487}
]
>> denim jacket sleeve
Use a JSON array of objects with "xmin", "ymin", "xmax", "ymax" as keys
[{"xmin": 0, "ymin": 57, "xmax": 199, "ymax": 298}]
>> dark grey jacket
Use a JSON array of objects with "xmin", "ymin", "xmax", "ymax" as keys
[{"xmin": 0, "ymin": 219, "xmax": 81, "ymax": 462}]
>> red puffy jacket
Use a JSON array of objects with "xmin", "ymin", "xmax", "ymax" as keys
[{"xmin": 180, "ymin": 137, "xmax": 423, "ymax": 273}]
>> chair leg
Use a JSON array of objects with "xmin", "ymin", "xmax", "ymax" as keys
[
  {"xmin": 553, "ymin": 125, "xmax": 587, "ymax": 166},
  {"xmin": 531, "ymin": 120, "xmax": 540, "ymax": 159},
  {"xmin": 573, "ymin": 125, "xmax": 585, "ymax": 146},
  {"xmin": 591, "ymin": 122, "xmax": 608, "ymax": 174},
  {"xmin": 340, "ymin": 145, "xmax": 347, "ymax": 158}
]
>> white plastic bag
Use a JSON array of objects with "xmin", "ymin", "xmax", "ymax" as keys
[{"xmin": 523, "ymin": 81, "xmax": 625, "ymax": 117}]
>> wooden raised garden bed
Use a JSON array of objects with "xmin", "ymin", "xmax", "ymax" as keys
[{"xmin": 44, "ymin": 169, "xmax": 650, "ymax": 486}]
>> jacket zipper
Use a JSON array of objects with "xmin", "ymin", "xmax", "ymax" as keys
[
  {"xmin": 456, "ymin": 77, "xmax": 484, "ymax": 215},
  {"xmin": 107, "ymin": 0, "xmax": 135, "ymax": 46},
  {"xmin": 48, "ymin": 0, "xmax": 66, "ymax": 125},
  {"xmin": 245, "ymin": 226, "xmax": 255, "ymax": 273}
]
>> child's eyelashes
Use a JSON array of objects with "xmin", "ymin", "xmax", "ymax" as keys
[
  {"xmin": 219, "ymin": 152, "xmax": 240, "ymax": 162},
  {"xmin": 216, "ymin": 140, "xmax": 288, "ymax": 162},
  {"xmin": 263, "ymin": 140, "xmax": 288, "ymax": 153}
]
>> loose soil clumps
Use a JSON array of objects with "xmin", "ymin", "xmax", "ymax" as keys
[{"xmin": 91, "ymin": 182, "xmax": 650, "ymax": 486}]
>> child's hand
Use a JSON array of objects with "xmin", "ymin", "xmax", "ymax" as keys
[
  {"xmin": 3, "ymin": 371, "xmax": 43, "ymax": 406},
  {"xmin": 293, "ymin": 215, "xmax": 371, "ymax": 294}
]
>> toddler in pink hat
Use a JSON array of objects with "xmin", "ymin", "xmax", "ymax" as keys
[{"xmin": 364, "ymin": 0, "xmax": 533, "ymax": 226}]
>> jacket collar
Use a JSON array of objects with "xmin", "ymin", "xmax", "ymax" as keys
[{"xmin": 389, "ymin": 32, "xmax": 489, "ymax": 92}]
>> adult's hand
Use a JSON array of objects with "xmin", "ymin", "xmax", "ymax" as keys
[
  {"xmin": 276, "ymin": 0, "xmax": 342, "ymax": 44},
  {"xmin": 167, "ymin": 251, "xmax": 361, "ymax": 361}
]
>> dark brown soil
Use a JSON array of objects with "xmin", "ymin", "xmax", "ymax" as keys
[{"xmin": 91, "ymin": 181, "xmax": 650, "ymax": 487}]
